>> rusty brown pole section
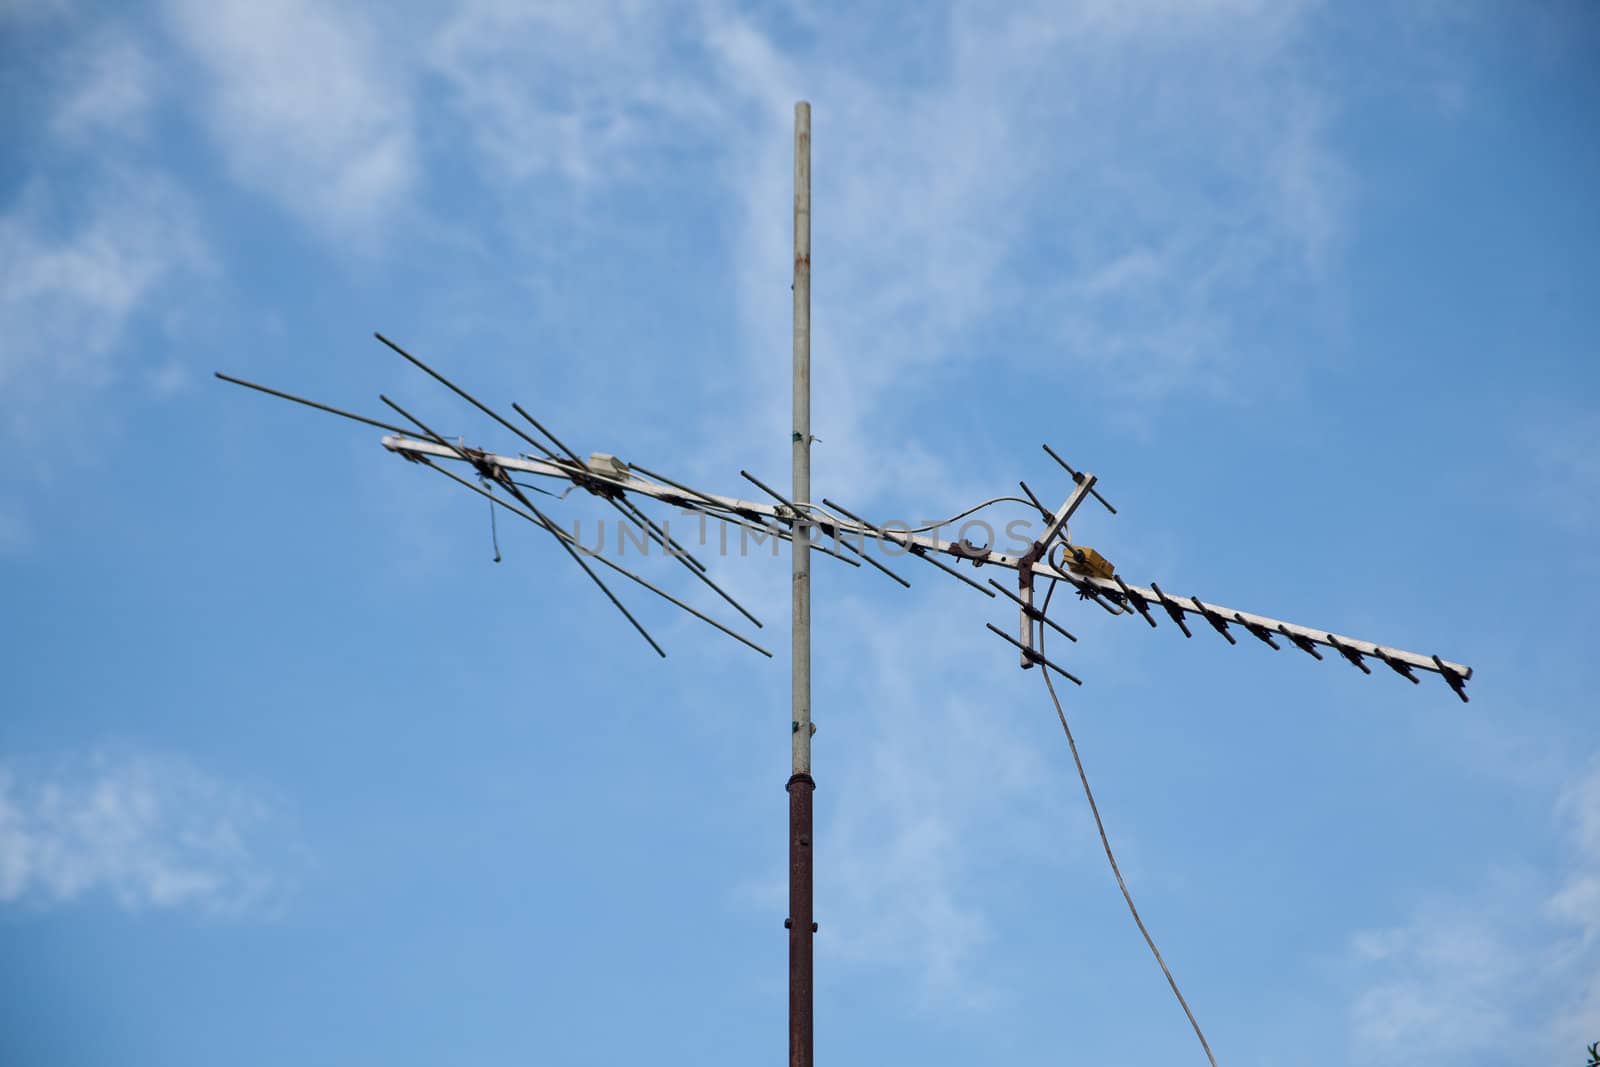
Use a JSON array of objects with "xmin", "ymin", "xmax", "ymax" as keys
[
  {"xmin": 788, "ymin": 99, "xmax": 815, "ymax": 1067},
  {"xmin": 787, "ymin": 771, "xmax": 814, "ymax": 1065}
]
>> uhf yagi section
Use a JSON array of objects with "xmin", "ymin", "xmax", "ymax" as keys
[{"xmin": 217, "ymin": 333, "xmax": 1472, "ymax": 700}]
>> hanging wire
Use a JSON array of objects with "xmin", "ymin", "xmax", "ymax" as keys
[
  {"xmin": 798, "ymin": 495, "xmax": 1037, "ymax": 535},
  {"xmin": 1037, "ymin": 578, "xmax": 1219, "ymax": 1067},
  {"xmin": 488, "ymin": 496, "xmax": 502, "ymax": 562},
  {"xmin": 893, "ymin": 495, "xmax": 1037, "ymax": 533},
  {"xmin": 478, "ymin": 477, "xmax": 504, "ymax": 562}
]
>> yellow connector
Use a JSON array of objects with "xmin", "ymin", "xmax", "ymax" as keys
[{"xmin": 1064, "ymin": 544, "xmax": 1115, "ymax": 580}]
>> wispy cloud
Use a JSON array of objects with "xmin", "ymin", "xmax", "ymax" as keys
[
  {"xmin": 404, "ymin": 0, "xmax": 1344, "ymax": 454},
  {"xmin": 428, "ymin": 0, "xmax": 721, "ymax": 190},
  {"xmin": 695, "ymin": 0, "xmax": 1344, "ymax": 499},
  {"xmin": 1347, "ymin": 755, "xmax": 1600, "ymax": 1064},
  {"xmin": 0, "ymin": 749, "xmax": 292, "ymax": 915},
  {"xmin": 162, "ymin": 0, "xmax": 416, "ymax": 239},
  {"xmin": 0, "ymin": 168, "xmax": 208, "ymax": 449},
  {"xmin": 0, "ymin": 20, "xmax": 212, "ymax": 542},
  {"xmin": 49, "ymin": 27, "xmax": 158, "ymax": 142}
]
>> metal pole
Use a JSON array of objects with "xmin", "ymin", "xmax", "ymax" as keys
[{"xmin": 788, "ymin": 99, "xmax": 815, "ymax": 1067}]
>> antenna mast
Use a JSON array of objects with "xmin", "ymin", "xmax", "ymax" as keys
[
  {"xmin": 788, "ymin": 99, "xmax": 815, "ymax": 1067},
  {"xmin": 215, "ymin": 98, "xmax": 1476, "ymax": 1064}
]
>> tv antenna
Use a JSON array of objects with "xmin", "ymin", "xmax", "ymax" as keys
[{"xmin": 218, "ymin": 102, "xmax": 1472, "ymax": 1066}]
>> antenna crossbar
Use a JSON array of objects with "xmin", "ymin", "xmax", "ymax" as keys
[{"xmin": 374, "ymin": 434, "xmax": 1471, "ymax": 694}]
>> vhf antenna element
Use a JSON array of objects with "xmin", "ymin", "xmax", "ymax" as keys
[{"xmin": 217, "ymin": 102, "xmax": 1472, "ymax": 1067}]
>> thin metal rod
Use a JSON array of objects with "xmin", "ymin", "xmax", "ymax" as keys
[
  {"xmin": 628, "ymin": 462, "xmax": 731, "ymax": 508},
  {"xmin": 623, "ymin": 461, "xmax": 783, "ymax": 535},
  {"xmin": 662, "ymin": 495, "xmax": 857, "ymax": 573},
  {"xmin": 424, "ymin": 458, "xmax": 667, "ymax": 653},
  {"xmin": 789, "ymin": 98, "xmax": 814, "ymax": 1067},
  {"xmin": 411, "ymin": 456, "xmax": 771, "ymax": 658},
  {"xmin": 509, "ymin": 402, "xmax": 581, "ymax": 462},
  {"xmin": 740, "ymin": 469, "xmax": 858, "ymax": 567},
  {"xmin": 822, "ymin": 497, "xmax": 996, "ymax": 597},
  {"xmin": 373, "ymin": 332, "xmax": 561, "ymax": 460},
  {"xmin": 1114, "ymin": 575, "xmax": 1159, "ymax": 628},
  {"xmin": 984, "ymin": 622, "xmax": 1083, "ymax": 685},
  {"xmin": 382, "ymin": 393, "xmax": 503, "ymax": 476},
  {"xmin": 1038, "ymin": 471, "xmax": 1099, "ymax": 548},
  {"xmin": 615, "ymin": 494, "xmax": 711, "ymax": 574},
  {"xmin": 814, "ymin": 498, "xmax": 888, "ymax": 536},
  {"xmin": 1375, "ymin": 648, "xmax": 1420, "ymax": 683},
  {"xmin": 602, "ymin": 488, "xmax": 762, "ymax": 626},
  {"xmin": 827, "ymin": 529, "xmax": 909, "ymax": 587},
  {"xmin": 1327, "ymin": 633, "xmax": 1372, "ymax": 674},
  {"xmin": 604, "ymin": 491, "xmax": 704, "ymax": 566},
  {"xmin": 676, "ymin": 499, "xmax": 806, "ymax": 550},
  {"xmin": 632, "ymin": 462, "xmax": 811, "ymax": 555},
  {"xmin": 507, "ymin": 405, "xmax": 708, "ymax": 571},
  {"xmin": 1432, "ymin": 654, "xmax": 1470, "ymax": 703},
  {"xmin": 502, "ymin": 403, "xmax": 695, "ymax": 570},
  {"xmin": 1233, "ymin": 612, "xmax": 1281, "ymax": 650},
  {"xmin": 214, "ymin": 372, "xmax": 419, "ymax": 437},
  {"xmin": 1042, "ymin": 443, "xmax": 1117, "ymax": 515},
  {"xmin": 1190, "ymin": 594, "xmax": 1237, "ymax": 645},
  {"xmin": 987, "ymin": 578, "xmax": 1078, "ymax": 642},
  {"xmin": 504, "ymin": 404, "xmax": 762, "ymax": 626},
  {"xmin": 909, "ymin": 547, "xmax": 999, "ymax": 596},
  {"xmin": 381, "ymin": 395, "xmax": 666, "ymax": 658},
  {"xmin": 801, "ymin": 508, "xmax": 908, "ymax": 587},
  {"xmin": 1150, "ymin": 581, "xmax": 1194, "ymax": 638},
  {"xmin": 1278, "ymin": 623, "xmax": 1324, "ymax": 660},
  {"xmin": 622, "ymin": 495, "xmax": 767, "ymax": 627},
  {"xmin": 740, "ymin": 469, "xmax": 806, "ymax": 518},
  {"xmin": 1018, "ymin": 480, "xmax": 1052, "ymax": 521}
]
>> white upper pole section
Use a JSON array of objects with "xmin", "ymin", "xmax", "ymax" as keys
[{"xmin": 792, "ymin": 101, "xmax": 813, "ymax": 777}]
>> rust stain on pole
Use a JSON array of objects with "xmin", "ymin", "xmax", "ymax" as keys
[{"xmin": 788, "ymin": 772, "xmax": 815, "ymax": 1067}]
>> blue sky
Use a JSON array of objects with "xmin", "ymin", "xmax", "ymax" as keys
[{"xmin": 2, "ymin": 1, "xmax": 1597, "ymax": 1064}]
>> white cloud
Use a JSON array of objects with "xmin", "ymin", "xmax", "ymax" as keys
[
  {"xmin": 358, "ymin": 0, "xmax": 1345, "ymax": 469},
  {"xmin": 1552, "ymin": 760, "xmax": 1600, "ymax": 948},
  {"xmin": 691, "ymin": 0, "xmax": 1345, "ymax": 503},
  {"xmin": 0, "ymin": 169, "xmax": 208, "ymax": 446},
  {"xmin": 163, "ymin": 0, "xmax": 416, "ymax": 238},
  {"xmin": 1349, "ymin": 894, "xmax": 1528, "ymax": 1063},
  {"xmin": 428, "ymin": 0, "xmax": 721, "ymax": 189},
  {"xmin": 1547, "ymin": 873, "xmax": 1600, "ymax": 943},
  {"xmin": 0, "ymin": 749, "xmax": 290, "ymax": 914},
  {"xmin": 1562, "ymin": 759, "xmax": 1600, "ymax": 861},
  {"xmin": 51, "ymin": 28, "xmax": 158, "ymax": 141},
  {"xmin": 1347, "ymin": 756, "xmax": 1600, "ymax": 1064},
  {"xmin": 0, "ymin": 21, "xmax": 210, "ymax": 533}
]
